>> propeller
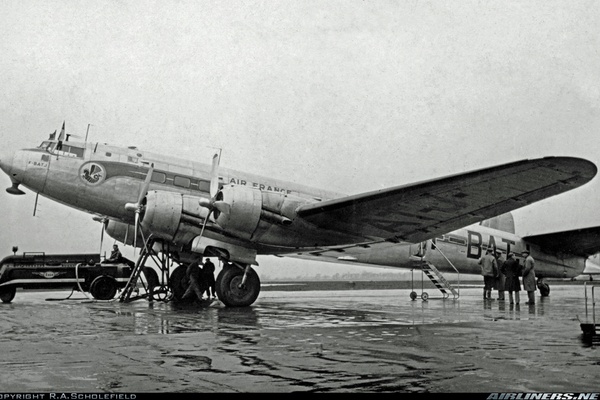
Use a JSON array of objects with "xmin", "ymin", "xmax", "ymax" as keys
[
  {"xmin": 125, "ymin": 163, "xmax": 154, "ymax": 254},
  {"xmin": 198, "ymin": 153, "xmax": 229, "ymax": 238}
]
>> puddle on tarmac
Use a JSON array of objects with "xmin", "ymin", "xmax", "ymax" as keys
[{"xmin": 0, "ymin": 286, "xmax": 598, "ymax": 392}]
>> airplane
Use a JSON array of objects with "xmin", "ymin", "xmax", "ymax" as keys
[{"xmin": 1, "ymin": 124, "xmax": 600, "ymax": 307}]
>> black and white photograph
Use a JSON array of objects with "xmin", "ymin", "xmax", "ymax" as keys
[{"xmin": 1, "ymin": 0, "xmax": 599, "ymax": 395}]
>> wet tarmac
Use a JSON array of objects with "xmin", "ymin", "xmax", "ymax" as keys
[{"xmin": 0, "ymin": 283, "xmax": 599, "ymax": 393}]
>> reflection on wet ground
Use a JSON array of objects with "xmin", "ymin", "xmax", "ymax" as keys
[{"xmin": 0, "ymin": 285, "xmax": 599, "ymax": 392}]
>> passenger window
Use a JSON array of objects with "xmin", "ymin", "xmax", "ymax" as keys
[
  {"xmin": 448, "ymin": 236, "xmax": 466, "ymax": 245},
  {"xmin": 105, "ymin": 152, "xmax": 112, "ymax": 157},
  {"xmin": 151, "ymin": 172, "xmax": 167, "ymax": 184},
  {"xmin": 198, "ymin": 180, "xmax": 210, "ymax": 192},
  {"xmin": 174, "ymin": 176, "xmax": 191, "ymax": 188}
]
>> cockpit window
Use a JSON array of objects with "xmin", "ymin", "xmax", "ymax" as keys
[
  {"xmin": 38, "ymin": 141, "xmax": 55, "ymax": 151},
  {"xmin": 49, "ymin": 143, "xmax": 85, "ymax": 158}
]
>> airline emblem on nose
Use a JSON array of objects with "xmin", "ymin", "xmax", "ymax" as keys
[{"xmin": 80, "ymin": 162, "xmax": 106, "ymax": 185}]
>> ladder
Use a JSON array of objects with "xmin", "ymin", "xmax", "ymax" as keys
[
  {"xmin": 419, "ymin": 260, "xmax": 459, "ymax": 299},
  {"xmin": 409, "ymin": 239, "xmax": 460, "ymax": 301}
]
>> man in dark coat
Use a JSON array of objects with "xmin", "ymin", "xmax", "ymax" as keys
[
  {"xmin": 494, "ymin": 250, "xmax": 506, "ymax": 300},
  {"xmin": 500, "ymin": 252, "xmax": 521, "ymax": 305},
  {"xmin": 203, "ymin": 258, "xmax": 216, "ymax": 299}
]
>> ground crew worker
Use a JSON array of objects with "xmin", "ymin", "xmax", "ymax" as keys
[
  {"xmin": 203, "ymin": 258, "xmax": 216, "ymax": 299},
  {"xmin": 104, "ymin": 244, "xmax": 123, "ymax": 263},
  {"xmin": 182, "ymin": 257, "xmax": 204, "ymax": 302},
  {"xmin": 478, "ymin": 247, "xmax": 497, "ymax": 300}
]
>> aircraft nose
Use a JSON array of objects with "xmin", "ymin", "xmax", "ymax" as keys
[{"xmin": 0, "ymin": 149, "xmax": 13, "ymax": 175}]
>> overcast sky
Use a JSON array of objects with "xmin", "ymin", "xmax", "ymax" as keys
[{"xmin": 1, "ymin": 0, "xmax": 599, "ymax": 278}]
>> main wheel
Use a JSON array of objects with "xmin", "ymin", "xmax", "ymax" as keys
[
  {"xmin": 216, "ymin": 265, "xmax": 260, "ymax": 307},
  {"xmin": 0, "ymin": 286, "xmax": 16, "ymax": 303},
  {"xmin": 169, "ymin": 266, "xmax": 188, "ymax": 301},
  {"xmin": 89, "ymin": 275, "xmax": 118, "ymax": 300}
]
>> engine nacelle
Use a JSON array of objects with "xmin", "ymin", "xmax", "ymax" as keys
[
  {"xmin": 105, "ymin": 220, "xmax": 143, "ymax": 247},
  {"xmin": 141, "ymin": 187, "xmax": 305, "ymax": 246},
  {"xmin": 141, "ymin": 190, "xmax": 210, "ymax": 245},
  {"xmin": 213, "ymin": 185, "xmax": 263, "ymax": 240}
]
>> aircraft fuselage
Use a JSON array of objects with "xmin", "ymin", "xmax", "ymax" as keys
[{"xmin": 0, "ymin": 139, "xmax": 587, "ymax": 278}]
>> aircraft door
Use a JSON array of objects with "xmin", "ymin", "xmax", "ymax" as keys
[{"xmin": 410, "ymin": 241, "xmax": 427, "ymax": 258}]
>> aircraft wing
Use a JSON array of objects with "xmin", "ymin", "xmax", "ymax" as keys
[
  {"xmin": 523, "ymin": 226, "xmax": 600, "ymax": 258},
  {"xmin": 297, "ymin": 157, "xmax": 597, "ymax": 243}
]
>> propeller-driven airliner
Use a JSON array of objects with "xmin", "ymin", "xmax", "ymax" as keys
[{"xmin": 1, "ymin": 124, "xmax": 599, "ymax": 306}]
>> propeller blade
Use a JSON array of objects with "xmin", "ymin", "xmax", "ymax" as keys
[
  {"xmin": 133, "ymin": 211, "xmax": 139, "ymax": 256},
  {"xmin": 99, "ymin": 219, "xmax": 105, "ymax": 256},
  {"xmin": 199, "ymin": 209, "xmax": 212, "ymax": 239},
  {"xmin": 209, "ymin": 153, "xmax": 220, "ymax": 198},
  {"xmin": 137, "ymin": 163, "xmax": 154, "ymax": 205}
]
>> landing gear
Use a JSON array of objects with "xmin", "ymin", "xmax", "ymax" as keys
[
  {"xmin": 216, "ymin": 264, "xmax": 260, "ymax": 307},
  {"xmin": 120, "ymin": 237, "xmax": 262, "ymax": 307},
  {"xmin": 169, "ymin": 265, "xmax": 188, "ymax": 302},
  {"xmin": 0, "ymin": 286, "xmax": 16, "ymax": 303}
]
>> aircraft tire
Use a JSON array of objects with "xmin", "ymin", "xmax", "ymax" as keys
[
  {"xmin": 216, "ymin": 265, "xmax": 260, "ymax": 307},
  {"xmin": 0, "ymin": 286, "xmax": 16, "ymax": 303},
  {"xmin": 169, "ymin": 266, "xmax": 188, "ymax": 301},
  {"xmin": 410, "ymin": 291, "xmax": 418, "ymax": 301},
  {"xmin": 421, "ymin": 292, "xmax": 429, "ymax": 301},
  {"xmin": 89, "ymin": 275, "xmax": 118, "ymax": 300}
]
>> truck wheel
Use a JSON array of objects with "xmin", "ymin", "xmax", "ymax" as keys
[
  {"xmin": 0, "ymin": 287, "xmax": 16, "ymax": 303},
  {"xmin": 89, "ymin": 276, "xmax": 118, "ymax": 300}
]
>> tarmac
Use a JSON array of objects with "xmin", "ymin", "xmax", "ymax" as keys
[{"xmin": 0, "ymin": 282, "xmax": 599, "ymax": 393}]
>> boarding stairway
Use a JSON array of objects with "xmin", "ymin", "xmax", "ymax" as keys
[
  {"xmin": 409, "ymin": 240, "xmax": 460, "ymax": 301},
  {"xmin": 411, "ymin": 260, "xmax": 459, "ymax": 300}
]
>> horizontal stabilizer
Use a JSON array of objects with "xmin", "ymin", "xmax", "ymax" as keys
[{"xmin": 523, "ymin": 226, "xmax": 600, "ymax": 257}]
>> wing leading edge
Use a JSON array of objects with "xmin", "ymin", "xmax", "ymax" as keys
[{"xmin": 297, "ymin": 157, "xmax": 597, "ymax": 243}]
